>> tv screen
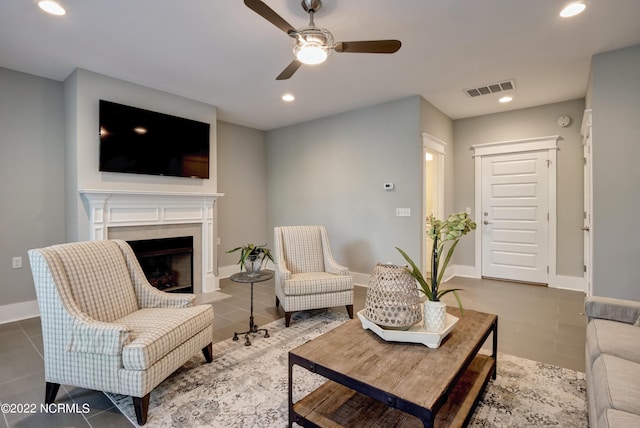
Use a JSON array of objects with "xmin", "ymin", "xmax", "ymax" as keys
[{"xmin": 99, "ymin": 100, "xmax": 210, "ymax": 179}]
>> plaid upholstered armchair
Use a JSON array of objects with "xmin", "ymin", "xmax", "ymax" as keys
[
  {"xmin": 273, "ymin": 226, "xmax": 354, "ymax": 327},
  {"xmin": 28, "ymin": 239, "xmax": 214, "ymax": 425}
]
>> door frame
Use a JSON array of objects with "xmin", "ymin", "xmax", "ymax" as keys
[
  {"xmin": 581, "ymin": 109, "xmax": 593, "ymax": 296},
  {"xmin": 422, "ymin": 133, "xmax": 446, "ymax": 273},
  {"xmin": 471, "ymin": 135, "xmax": 560, "ymax": 286}
]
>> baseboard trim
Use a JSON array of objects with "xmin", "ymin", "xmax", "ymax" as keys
[
  {"xmin": 549, "ymin": 274, "xmax": 586, "ymax": 293},
  {"xmin": 0, "ymin": 300, "xmax": 40, "ymax": 324},
  {"xmin": 448, "ymin": 264, "xmax": 478, "ymax": 279},
  {"xmin": 351, "ymin": 272, "xmax": 370, "ymax": 287}
]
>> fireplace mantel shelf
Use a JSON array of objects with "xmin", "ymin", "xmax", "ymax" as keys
[{"xmin": 79, "ymin": 189, "xmax": 224, "ymax": 198}]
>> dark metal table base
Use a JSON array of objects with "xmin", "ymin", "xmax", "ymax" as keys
[
  {"xmin": 230, "ymin": 271, "xmax": 273, "ymax": 346},
  {"xmin": 233, "ymin": 317, "xmax": 270, "ymax": 346}
]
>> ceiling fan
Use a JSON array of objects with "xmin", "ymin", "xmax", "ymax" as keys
[{"xmin": 244, "ymin": 0, "xmax": 402, "ymax": 80}]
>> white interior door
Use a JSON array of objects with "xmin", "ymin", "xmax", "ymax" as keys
[{"xmin": 481, "ymin": 151, "xmax": 549, "ymax": 284}]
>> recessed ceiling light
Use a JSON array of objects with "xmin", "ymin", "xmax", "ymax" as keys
[
  {"xmin": 38, "ymin": 1, "xmax": 66, "ymax": 16},
  {"xmin": 560, "ymin": 2, "xmax": 586, "ymax": 18},
  {"xmin": 133, "ymin": 127, "xmax": 148, "ymax": 135},
  {"xmin": 499, "ymin": 96, "xmax": 513, "ymax": 103},
  {"xmin": 282, "ymin": 94, "xmax": 295, "ymax": 102}
]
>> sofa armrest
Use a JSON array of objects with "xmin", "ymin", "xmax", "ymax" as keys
[
  {"xmin": 584, "ymin": 296, "xmax": 640, "ymax": 324},
  {"xmin": 66, "ymin": 316, "xmax": 131, "ymax": 355}
]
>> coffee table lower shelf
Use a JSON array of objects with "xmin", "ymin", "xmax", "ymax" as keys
[{"xmin": 293, "ymin": 354, "xmax": 495, "ymax": 428}]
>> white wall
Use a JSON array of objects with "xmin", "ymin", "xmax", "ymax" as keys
[{"xmin": 63, "ymin": 68, "xmax": 219, "ymax": 241}]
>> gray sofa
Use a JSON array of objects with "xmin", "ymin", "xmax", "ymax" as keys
[{"xmin": 585, "ymin": 296, "xmax": 640, "ymax": 427}]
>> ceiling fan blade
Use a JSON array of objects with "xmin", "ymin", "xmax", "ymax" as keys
[
  {"xmin": 244, "ymin": 0, "xmax": 296, "ymax": 35},
  {"xmin": 276, "ymin": 59, "xmax": 303, "ymax": 80},
  {"xmin": 334, "ymin": 40, "xmax": 402, "ymax": 54}
]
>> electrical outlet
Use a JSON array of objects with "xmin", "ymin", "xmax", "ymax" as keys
[{"xmin": 12, "ymin": 256, "xmax": 22, "ymax": 269}]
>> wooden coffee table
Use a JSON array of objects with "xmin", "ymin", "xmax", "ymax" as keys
[{"xmin": 288, "ymin": 307, "xmax": 498, "ymax": 427}]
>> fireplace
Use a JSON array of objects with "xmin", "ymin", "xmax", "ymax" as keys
[
  {"xmin": 80, "ymin": 190, "xmax": 223, "ymax": 294},
  {"xmin": 128, "ymin": 236, "xmax": 194, "ymax": 293}
]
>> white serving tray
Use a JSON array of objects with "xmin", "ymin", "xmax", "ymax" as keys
[{"xmin": 357, "ymin": 309, "xmax": 459, "ymax": 349}]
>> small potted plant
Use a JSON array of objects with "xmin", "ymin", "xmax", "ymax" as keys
[
  {"xmin": 396, "ymin": 212, "xmax": 476, "ymax": 332},
  {"xmin": 226, "ymin": 243, "xmax": 274, "ymax": 277}
]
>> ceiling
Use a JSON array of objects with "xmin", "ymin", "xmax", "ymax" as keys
[{"xmin": 2, "ymin": 0, "xmax": 640, "ymax": 131}]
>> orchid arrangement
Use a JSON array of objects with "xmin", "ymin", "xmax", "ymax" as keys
[{"xmin": 396, "ymin": 212, "xmax": 476, "ymax": 312}]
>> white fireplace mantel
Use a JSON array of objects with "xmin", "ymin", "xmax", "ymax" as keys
[{"xmin": 79, "ymin": 189, "xmax": 224, "ymax": 292}]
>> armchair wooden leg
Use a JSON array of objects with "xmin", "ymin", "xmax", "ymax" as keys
[
  {"xmin": 346, "ymin": 304, "xmax": 354, "ymax": 319},
  {"xmin": 133, "ymin": 393, "xmax": 150, "ymax": 425},
  {"xmin": 45, "ymin": 382, "xmax": 60, "ymax": 404},
  {"xmin": 275, "ymin": 296, "xmax": 280, "ymax": 307},
  {"xmin": 285, "ymin": 312, "xmax": 292, "ymax": 327},
  {"xmin": 202, "ymin": 343, "xmax": 213, "ymax": 363}
]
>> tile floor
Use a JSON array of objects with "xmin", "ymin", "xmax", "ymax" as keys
[{"xmin": 0, "ymin": 274, "xmax": 586, "ymax": 427}]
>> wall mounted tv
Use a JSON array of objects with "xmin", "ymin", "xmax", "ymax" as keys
[{"xmin": 99, "ymin": 100, "xmax": 210, "ymax": 179}]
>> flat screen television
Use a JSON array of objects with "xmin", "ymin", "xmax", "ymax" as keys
[{"xmin": 99, "ymin": 100, "xmax": 210, "ymax": 179}]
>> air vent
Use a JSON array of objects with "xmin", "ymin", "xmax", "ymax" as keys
[{"xmin": 464, "ymin": 80, "xmax": 515, "ymax": 98}]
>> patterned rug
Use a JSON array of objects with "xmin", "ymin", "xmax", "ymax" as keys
[{"xmin": 106, "ymin": 310, "xmax": 587, "ymax": 427}]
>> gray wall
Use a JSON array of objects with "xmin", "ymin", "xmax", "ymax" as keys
[
  {"xmin": 453, "ymin": 98, "xmax": 586, "ymax": 277},
  {"xmin": 0, "ymin": 68, "xmax": 66, "ymax": 306},
  {"xmin": 217, "ymin": 121, "xmax": 269, "ymax": 267},
  {"xmin": 265, "ymin": 96, "xmax": 440, "ymax": 276},
  {"xmin": 591, "ymin": 44, "xmax": 640, "ymax": 300}
]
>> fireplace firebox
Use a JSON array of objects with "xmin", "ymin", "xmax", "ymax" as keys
[{"xmin": 128, "ymin": 236, "xmax": 194, "ymax": 293}]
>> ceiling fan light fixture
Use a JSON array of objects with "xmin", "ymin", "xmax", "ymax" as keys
[
  {"xmin": 295, "ymin": 43, "xmax": 329, "ymax": 65},
  {"xmin": 560, "ymin": 2, "xmax": 586, "ymax": 18},
  {"xmin": 291, "ymin": 25, "xmax": 333, "ymax": 65},
  {"xmin": 38, "ymin": 0, "xmax": 66, "ymax": 16}
]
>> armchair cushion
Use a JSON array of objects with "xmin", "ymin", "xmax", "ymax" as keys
[
  {"xmin": 280, "ymin": 272, "xmax": 353, "ymax": 296},
  {"xmin": 280, "ymin": 227, "xmax": 325, "ymax": 274},
  {"xmin": 118, "ymin": 305, "xmax": 213, "ymax": 370}
]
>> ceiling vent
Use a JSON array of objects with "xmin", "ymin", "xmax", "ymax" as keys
[{"xmin": 464, "ymin": 80, "xmax": 515, "ymax": 98}]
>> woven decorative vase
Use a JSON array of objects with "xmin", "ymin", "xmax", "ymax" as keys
[{"xmin": 364, "ymin": 263, "xmax": 422, "ymax": 330}]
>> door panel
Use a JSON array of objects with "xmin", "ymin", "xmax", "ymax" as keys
[{"xmin": 482, "ymin": 151, "xmax": 549, "ymax": 284}]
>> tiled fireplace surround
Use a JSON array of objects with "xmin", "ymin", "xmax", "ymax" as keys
[{"xmin": 80, "ymin": 190, "xmax": 223, "ymax": 293}]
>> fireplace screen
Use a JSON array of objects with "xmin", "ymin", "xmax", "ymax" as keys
[{"xmin": 128, "ymin": 236, "xmax": 194, "ymax": 293}]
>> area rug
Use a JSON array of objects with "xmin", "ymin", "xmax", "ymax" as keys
[{"xmin": 106, "ymin": 310, "xmax": 587, "ymax": 427}]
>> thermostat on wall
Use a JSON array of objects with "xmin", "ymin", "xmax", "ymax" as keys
[{"xmin": 384, "ymin": 183, "xmax": 394, "ymax": 190}]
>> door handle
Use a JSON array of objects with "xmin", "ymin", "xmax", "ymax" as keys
[
  {"xmin": 580, "ymin": 226, "xmax": 590, "ymax": 231},
  {"xmin": 483, "ymin": 220, "xmax": 492, "ymax": 225}
]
